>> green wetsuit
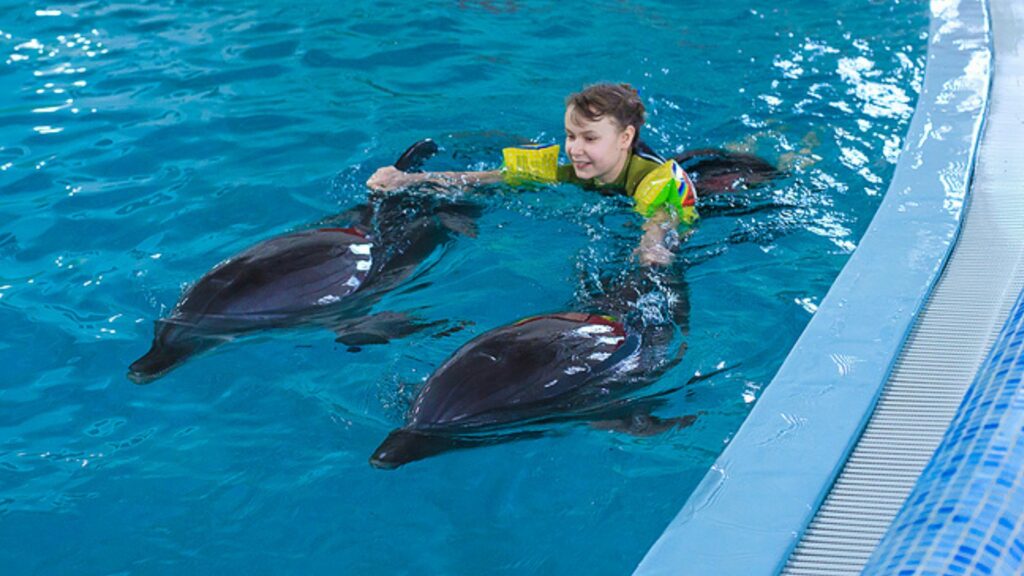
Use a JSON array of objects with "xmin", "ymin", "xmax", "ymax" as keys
[
  {"xmin": 555, "ymin": 151, "xmax": 663, "ymax": 198},
  {"xmin": 501, "ymin": 144, "xmax": 698, "ymax": 224}
]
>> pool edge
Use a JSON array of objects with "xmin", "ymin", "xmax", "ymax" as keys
[{"xmin": 633, "ymin": 0, "xmax": 993, "ymax": 574}]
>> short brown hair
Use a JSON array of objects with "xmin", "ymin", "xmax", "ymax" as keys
[{"xmin": 566, "ymin": 83, "xmax": 645, "ymax": 145}]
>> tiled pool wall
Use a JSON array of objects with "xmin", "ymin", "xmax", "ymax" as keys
[
  {"xmin": 634, "ymin": 0, "xmax": 992, "ymax": 573},
  {"xmin": 863, "ymin": 285, "xmax": 1024, "ymax": 575}
]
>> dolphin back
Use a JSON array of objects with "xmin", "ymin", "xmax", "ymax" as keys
[
  {"xmin": 369, "ymin": 313, "xmax": 636, "ymax": 468},
  {"xmin": 174, "ymin": 228, "xmax": 375, "ymax": 325},
  {"xmin": 411, "ymin": 313, "xmax": 631, "ymax": 429},
  {"xmin": 127, "ymin": 227, "xmax": 374, "ymax": 383},
  {"xmin": 388, "ymin": 313, "xmax": 625, "ymax": 427}
]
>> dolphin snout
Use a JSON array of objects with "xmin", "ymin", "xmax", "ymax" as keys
[
  {"xmin": 127, "ymin": 346, "xmax": 180, "ymax": 384},
  {"xmin": 127, "ymin": 336, "xmax": 200, "ymax": 384},
  {"xmin": 370, "ymin": 429, "xmax": 452, "ymax": 470}
]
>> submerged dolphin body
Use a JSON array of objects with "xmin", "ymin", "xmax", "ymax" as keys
[
  {"xmin": 128, "ymin": 191, "xmax": 479, "ymax": 383},
  {"xmin": 370, "ymin": 272, "xmax": 693, "ymax": 469},
  {"xmin": 632, "ymin": 140, "xmax": 781, "ymax": 197},
  {"xmin": 674, "ymin": 148, "xmax": 780, "ymax": 195}
]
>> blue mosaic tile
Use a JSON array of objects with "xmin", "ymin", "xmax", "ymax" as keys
[
  {"xmin": 1008, "ymin": 546, "xmax": 1022, "ymax": 563},
  {"xmin": 861, "ymin": 287, "xmax": 1024, "ymax": 575}
]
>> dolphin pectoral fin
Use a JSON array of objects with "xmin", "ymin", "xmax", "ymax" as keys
[
  {"xmin": 337, "ymin": 315, "xmax": 469, "ymax": 346},
  {"xmin": 315, "ymin": 203, "xmax": 374, "ymax": 229},
  {"xmin": 429, "ymin": 319, "xmax": 473, "ymax": 340},
  {"xmin": 332, "ymin": 312, "xmax": 444, "ymax": 346},
  {"xmin": 436, "ymin": 211, "xmax": 478, "ymax": 238},
  {"xmin": 589, "ymin": 413, "xmax": 699, "ymax": 437},
  {"xmin": 336, "ymin": 331, "xmax": 391, "ymax": 346}
]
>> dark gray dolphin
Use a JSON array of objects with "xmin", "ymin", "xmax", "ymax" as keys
[
  {"xmin": 129, "ymin": 139, "xmax": 475, "ymax": 383},
  {"xmin": 673, "ymin": 147, "xmax": 780, "ymax": 195},
  {"xmin": 633, "ymin": 140, "xmax": 781, "ymax": 197},
  {"xmin": 370, "ymin": 268, "xmax": 697, "ymax": 469},
  {"xmin": 128, "ymin": 192, "xmax": 479, "ymax": 384},
  {"xmin": 369, "ymin": 313, "xmax": 638, "ymax": 468}
]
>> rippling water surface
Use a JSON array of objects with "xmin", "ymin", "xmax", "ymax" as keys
[{"xmin": 1, "ymin": 1, "xmax": 927, "ymax": 573}]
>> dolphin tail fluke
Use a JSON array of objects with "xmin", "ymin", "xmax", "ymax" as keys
[{"xmin": 369, "ymin": 429, "xmax": 455, "ymax": 469}]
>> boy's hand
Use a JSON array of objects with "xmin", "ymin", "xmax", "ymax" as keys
[
  {"xmin": 636, "ymin": 208, "xmax": 677, "ymax": 267},
  {"xmin": 367, "ymin": 166, "xmax": 415, "ymax": 191},
  {"xmin": 636, "ymin": 242, "xmax": 674, "ymax": 267}
]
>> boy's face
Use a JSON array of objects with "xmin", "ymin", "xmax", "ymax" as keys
[{"xmin": 564, "ymin": 105, "xmax": 634, "ymax": 184}]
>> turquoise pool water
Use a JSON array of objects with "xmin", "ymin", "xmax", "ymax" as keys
[{"xmin": 0, "ymin": 0, "xmax": 927, "ymax": 573}]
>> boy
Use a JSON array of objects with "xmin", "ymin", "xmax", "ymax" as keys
[{"xmin": 367, "ymin": 83, "xmax": 697, "ymax": 266}]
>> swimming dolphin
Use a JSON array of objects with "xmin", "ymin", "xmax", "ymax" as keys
[
  {"xmin": 633, "ymin": 140, "xmax": 781, "ymax": 196},
  {"xmin": 128, "ymin": 140, "xmax": 478, "ymax": 383},
  {"xmin": 673, "ymin": 148, "xmax": 780, "ymax": 195},
  {"xmin": 370, "ymin": 272, "xmax": 695, "ymax": 469},
  {"xmin": 128, "ymin": 193, "xmax": 479, "ymax": 383}
]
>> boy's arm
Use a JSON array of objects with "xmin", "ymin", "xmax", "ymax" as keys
[
  {"xmin": 636, "ymin": 208, "xmax": 680, "ymax": 267},
  {"xmin": 368, "ymin": 144, "xmax": 561, "ymax": 193},
  {"xmin": 631, "ymin": 159, "xmax": 698, "ymax": 267},
  {"xmin": 367, "ymin": 166, "xmax": 503, "ymax": 193}
]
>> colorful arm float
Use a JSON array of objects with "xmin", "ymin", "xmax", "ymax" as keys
[
  {"xmin": 501, "ymin": 143, "xmax": 560, "ymax": 184},
  {"xmin": 632, "ymin": 160, "xmax": 699, "ymax": 226}
]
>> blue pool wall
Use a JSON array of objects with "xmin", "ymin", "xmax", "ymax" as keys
[
  {"xmin": 863, "ymin": 285, "xmax": 1024, "ymax": 575},
  {"xmin": 634, "ymin": 0, "xmax": 993, "ymax": 574}
]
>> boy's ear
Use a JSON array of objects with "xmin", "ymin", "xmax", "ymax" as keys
[{"xmin": 621, "ymin": 125, "xmax": 637, "ymax": 148}]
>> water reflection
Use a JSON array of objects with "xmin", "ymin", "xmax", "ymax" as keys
[{"xmin": 4, "ymin": 21, "xmax": 106, "ymax": 150}]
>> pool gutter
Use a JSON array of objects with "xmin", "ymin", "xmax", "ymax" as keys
[{"xmin": 634, "ymin": 0, "xmax": 992, "ymax": 574}]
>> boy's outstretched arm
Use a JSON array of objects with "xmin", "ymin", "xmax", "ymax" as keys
[{"xmin": 367, "ymin": 166, "xmax": 503, "ymax": 193}]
